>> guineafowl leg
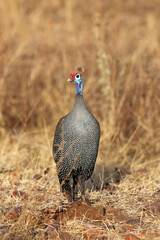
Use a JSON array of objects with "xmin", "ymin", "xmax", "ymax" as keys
[
  {"xmin": 72, "ymin": 175, "xmax": 78, "ymax": 201},
  {"xmin": 61, "ymin": 180, "xmax": 72, "ymax": 202},
  {"xmin": 78, "ymin": 175, "xmax": 85, "ymax": 201}
]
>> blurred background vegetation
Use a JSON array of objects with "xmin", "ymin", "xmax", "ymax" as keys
[{"xmin": 0, "ymin": 0, "xmax": 160, "ymax": 170}]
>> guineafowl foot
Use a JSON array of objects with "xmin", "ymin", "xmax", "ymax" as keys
[
  {"xmin": 78, "ymin": 175, "xmax": 85, "ymax": 201},
  {"xmin": 61, "ymin": 181, "xmax": 72, "ymax": 202},
  {"xmin": 72, "ymin": 175, "xmax": 78, "ymax": 202}
]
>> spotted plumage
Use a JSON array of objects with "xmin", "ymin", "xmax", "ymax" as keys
[{"xmin": 53, "ymin": 69, "xmax": 100, "ymax": 201}]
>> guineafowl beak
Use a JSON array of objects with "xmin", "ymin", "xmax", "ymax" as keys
[{"xmin": 67, "ymin": 78, "xmax": 73, "ymax": 82}]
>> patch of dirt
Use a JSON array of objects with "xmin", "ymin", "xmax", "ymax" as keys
[{"xmin": 55, "ymin": 200, "xmax": 105, "ymax": 222}]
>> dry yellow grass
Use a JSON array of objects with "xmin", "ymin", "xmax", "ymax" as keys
[{"xmin": 0, "ymin": 0, "xmax": 160, "ymax": 239}]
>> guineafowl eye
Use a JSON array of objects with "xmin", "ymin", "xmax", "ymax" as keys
[{"xmin": 76, "ymin": 74, "xmax": 80, "ymax": 79}]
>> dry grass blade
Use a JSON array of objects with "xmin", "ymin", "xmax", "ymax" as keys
[{"xmin": 0, "ymin": 0, "xmax": 160, "ymax": 239}]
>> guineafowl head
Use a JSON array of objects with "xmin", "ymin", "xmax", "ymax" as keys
[{"xmin": 68, "ymin": 71, "xmax": 83, "ymax": 95}]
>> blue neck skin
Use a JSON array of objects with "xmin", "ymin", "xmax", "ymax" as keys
[{"xmin": 75, "ymin": 79, "xmax": 83, "ymax": 95}]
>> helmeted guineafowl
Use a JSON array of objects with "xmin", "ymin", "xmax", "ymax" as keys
[{"xmin": 53, "ymin": 68, "xmax": 100, "ymax": 202}]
